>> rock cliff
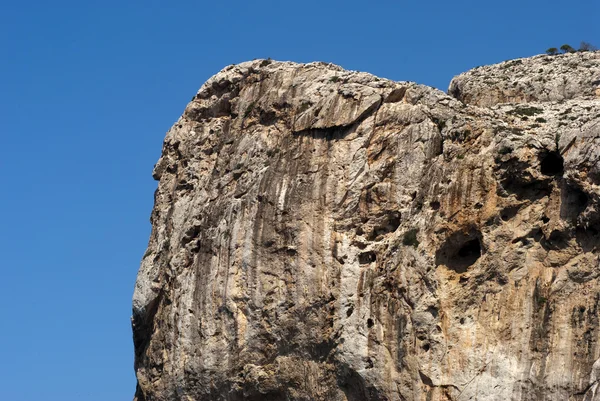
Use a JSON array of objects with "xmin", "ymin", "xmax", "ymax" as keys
[{"xmin": 133, "ymin": 52, "xmax": 600, "ymax": 400}]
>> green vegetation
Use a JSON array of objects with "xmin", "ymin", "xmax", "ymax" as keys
[
  {"xmin": 431, "ymin": 117, "xmax": 446, "ymax": 132},
  {"xmin": 298, "ymin": 101, "xmax": 312, "ymax": 113},
  {"xmin": 579, "ymin": 41, "xmax": 598, "ymax": 51},
  {"xmin": 503, "ymin": 59, "xmax": 523, "ymax": 68},
  {"xmin": 546, "ymin": 42, "xmax": 596, "ymax": 55},
  {"xmin": 244, "ymin": 102, "xmax": 255, "ymax": 118},
  {"xmin": 402, "ymin": 229, "xmax": 420, "ymax": 248},
  {"xmin": 507, "ymin": 106, "xmax": 544, "ymax": 117},
  {"xmin": 560, "ymin": 44, "xmax": 576, "ymax": 53},
  {"xmin": 329, "ymin": 76, "xmax": 341, "ymax": 83},
  {"xmin": 259, "ymin": 58, "xmax": 272, "ymax": 67},
  {"xmin": 266, "ymin": 148, "xmax": 279, "ymax": 157}
]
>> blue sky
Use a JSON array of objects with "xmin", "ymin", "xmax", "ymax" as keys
[{"xmin": 0, "ymin": 1, "xmax": 597, "ymax": 400}]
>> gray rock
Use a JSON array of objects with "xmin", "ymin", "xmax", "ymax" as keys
[{"xmin": 133, "ymin": 54, "xmax": 600, "ymax": 400}]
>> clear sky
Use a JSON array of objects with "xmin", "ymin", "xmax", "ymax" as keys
[{"xmin": 0, "ymin": 1, "xmax": 597, "ymax": 400}]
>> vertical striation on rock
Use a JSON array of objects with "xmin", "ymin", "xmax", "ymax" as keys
[{"xmin": 133, "ymin": 53, "xmax": 600, "ymax": 400}]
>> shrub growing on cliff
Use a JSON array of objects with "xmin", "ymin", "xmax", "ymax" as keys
[
  {"xmin": 546, "ymin": 48, "xmax": 559, "ymax": 55},
  {"xmin": 507, "ymin": 106, "xmax": 543, "ymax": 117},
  {"xmin": 560, "ymin": 44, "xmax": 576, "ymax": 53},
  {"xmin": 403, "ymin": 229, "xmax": 419, "ymax": 248},
  {"xmin": 244, "ymin": 102, "xmax": 255, "ymax": 118},
  {"xmin": 579, "ymin": 41, "xmax": 598, "ymax": 52}
]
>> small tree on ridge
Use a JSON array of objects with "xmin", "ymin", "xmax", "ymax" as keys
[
  {"xmin": 560, "ymin": 44, "xmax": 576, "ymax": 53},
  {"xmin": 579, "ymin": 41, "xmax": 598, "ymax": 51}
]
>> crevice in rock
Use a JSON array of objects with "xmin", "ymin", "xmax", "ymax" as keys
[
  {"xmin": 560, "ymin": 184, "xmax": 589, "ymax": 221},
  {"xmin": 540, "ymin": 229, "xmax": 571, "ymax": 251},
  {"xmin": 500, "ymin": 205, "xmax": 520, "ymax": 221},
  {"xmin": 132, "ymin": 290, "xmax": 164, "ymax": 370},
  {"xmin": 336, "ymin": 364, "xmax": 387, "ymax": 401},
  {"xmin": 499, "ymin": 174, "xmax": 552, "ymax": 201},
  {"xmin": 292, "ymin": 96, "xmax": 383, "ymax": 139},
  {"xmin": 367, "ymin": 211, "xmax": 401, "ymax": 241},
  {"xmin": 384, "ymin": 87, "xmax": 407, "ymax": 103},
  {"xmin": 576, "ymin": 224, "xmax": 600, "ymax": 252},
  {"xmin": 496, "ymin": 157, "xmax": 552, "ymax": 201}
]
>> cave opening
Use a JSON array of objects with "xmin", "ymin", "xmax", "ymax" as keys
[
  {"xmin": 435, "ymin": 231, "xmax": 483, "ymax": 273},
  {"xmin": 540, "ymin": 151, "xmax": 564, "ymax": 176}
]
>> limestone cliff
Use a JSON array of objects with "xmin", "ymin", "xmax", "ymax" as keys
[{"xmin": 133, "ymin": 52, "xmax": 600, "ymax": 401}]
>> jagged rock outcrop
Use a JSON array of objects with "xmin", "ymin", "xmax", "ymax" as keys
[{"xmin": 133, "ymin": 52, "xmax": 600, "ymax": 401}]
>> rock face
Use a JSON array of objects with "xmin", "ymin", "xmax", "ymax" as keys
[
  {"xmin": 449, "ymin": 51, "xmax": 600, "ymax": 107},
  {"xmin": 133, "ymin": 52, "xmax": 600, "ymax": 401}
]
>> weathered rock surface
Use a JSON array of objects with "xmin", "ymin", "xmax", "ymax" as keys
[
  {"xmin": 133, "ymin": 52, "xmax": 600, "ymax": 400},
  {"xmin": 449, "ymin": 51, "xmax": 600, "ymax": 107}
]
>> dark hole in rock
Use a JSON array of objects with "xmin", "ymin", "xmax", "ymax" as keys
[
  {"xmin": 576, "ymin": 223, "xmax": 600, "ymax": 252},
  {"xmin": 458, "ymin": 239, "xmax": 481, "ymax": 259},
  {"xmin": 512, "ymin": 236, "xmax": 530, "ymax": 246},
  {"xmin": 346, "ymin": 306, "xmax": 354, "ymax": 317},
  {"xmin": 540, "ymin": 151, "xmax": 564, "ymax": 176},
  {"xmin": 426, "ymin": 306, "xmax": 439, "ymax": 318},
  {"xmin": 430, "ymin": 201, "xmax": 441, "ymax": 210},
  {"xmin": 358, "ymin": 251, "xmax": 376, "ymax": 264},
  {"xmin": 422, "ymin": 343, "xmax": 430, "ymax": 352},
  {"xmin": 367, "ymin": 318, "xmax": 374, "ymax": 328},
  {"xmin": 542, "ymin": 216, "xmax": 550, "ymax": 223},
  {"xmin": 541, "ymin": 230, "xmax": 570, "ymax": 250},
  {"xmin": 367, "ymin": 211, "xmax": 401, "ymax": 240},
  {"xmin": 500, "ymin": 205, "xmax": 520, "ymax": 221},
  {"xmin": 561, "ymin": 185, "xmax": 589, "ymax": 221},
  {"xmin": 353, "ymin": 240, "xmax": 367, "ymax": 250},
  {"xmin": 182, "ymin": 225, "xmax": 201, "ymax": 245},
  {"xmin": 459, "ymin": 317, "xmax": 465, "ymax": 324},
  {"xmin": 384, "ymin": 87, "xmax": 407, "ymax": 103},
  {"xmin": 498, "ymin": 159, "xmax": 552, "ymax": 201},
  {"xmin": 435, "ymin": 230, "xmax": 482, "ymax": 273},
  {"xmin": 578, "ymin": 191, "xmax": 589, "ymax": 208}
]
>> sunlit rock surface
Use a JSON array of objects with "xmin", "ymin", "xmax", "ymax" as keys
[{"xmin": 133, "ymin": 52, "xmax": 600, "ymax": 401}]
